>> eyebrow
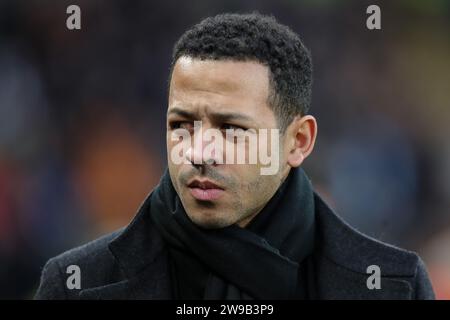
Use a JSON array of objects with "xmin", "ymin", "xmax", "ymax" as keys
[{"xmin": 167, "ymin": 107, "xmax": 254, "ymax": 124}]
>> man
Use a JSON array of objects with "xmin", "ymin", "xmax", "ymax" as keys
[{"xmin": 35, "ymin": 13, "xmax": 434, "ymax": 300}]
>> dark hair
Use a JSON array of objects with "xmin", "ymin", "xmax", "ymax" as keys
[{"xmin": 170, "ymin": 12, "xmax": 313, "ymax": 132}]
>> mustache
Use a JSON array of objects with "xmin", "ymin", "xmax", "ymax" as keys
[{"xmin": 178, "ymin": 166, "xmax": 235, "ymax": 188}]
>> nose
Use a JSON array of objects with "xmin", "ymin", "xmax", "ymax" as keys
[
  {"xmin": 185, "ymin": 132, "xmax": 204, "ymax": 165},
  {"xmin": 185, "ymin": 123, "xmax": 223, "ymax": 166}
]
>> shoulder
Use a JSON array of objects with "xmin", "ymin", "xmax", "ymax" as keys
[
  {"xmin": 34, "ymin": 229, "xmax": 125, "ymax": 299},
  {"xmin": 314, "ymin": 192, "xmax": 417, "ymax": 274},
  {"xmin": 314, "ymin": 192, "xmax": 435, "ymax": 299}
]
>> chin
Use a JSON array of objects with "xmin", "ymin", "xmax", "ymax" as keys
[{"xmin": 186, "ymin": 210, "xmax": 234, "ymax": 229}]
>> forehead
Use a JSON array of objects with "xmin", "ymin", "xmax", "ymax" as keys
[{"xmin": 168, "ymin": 56, "xmax": 272, "ymax": 119}]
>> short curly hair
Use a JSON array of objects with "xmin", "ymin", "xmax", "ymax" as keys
[{"xmin": 170, "ymin": 12, "xmax": 313, "ymax": 132}]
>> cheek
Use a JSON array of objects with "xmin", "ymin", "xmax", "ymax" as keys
[
  {"xmin": 231, "ymin": 165, "xmax": 262, "ymax": 192},
  {"xmin": 246, "ymin": 172, "xmax": 279, "ymax": 200},
  {"xmin": 166, "ymin": 134, "xmax": 172, "ymax": 155}
]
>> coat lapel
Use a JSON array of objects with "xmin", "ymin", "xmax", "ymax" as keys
[{"xmin": 78, "ymin": 256, "xmax": 172, "ymax": 300}]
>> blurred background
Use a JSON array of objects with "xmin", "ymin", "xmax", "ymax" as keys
[{"xmin": 0, "ymin": 0, "xmax": 449, "ymax": 299}]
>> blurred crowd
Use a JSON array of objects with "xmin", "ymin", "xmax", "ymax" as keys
[{"xmin": 0, "ymin": 0, "xmax": 449, "ymax": 299}]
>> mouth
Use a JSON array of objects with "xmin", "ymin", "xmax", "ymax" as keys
[{"xmin": 187, "ymin": 179, "xmax": 225, "ymax": 201}]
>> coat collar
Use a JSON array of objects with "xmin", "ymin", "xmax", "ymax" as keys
[
  {"xmin": 314, "ymin": 192, "xmax": 417, "ymax": 277},
  {"xmin": 80, "ymin": 191, "xmax": 173, "ymax": 299}
]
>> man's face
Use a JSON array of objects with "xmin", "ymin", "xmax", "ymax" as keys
[{"xmin": 167, "ymin": 56, "xmax": 288, "ymax": 229}]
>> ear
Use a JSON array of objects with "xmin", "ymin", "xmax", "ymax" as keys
[{"xmin": 285, "ymin": 115, "xmax": 318, "ymax": 168}]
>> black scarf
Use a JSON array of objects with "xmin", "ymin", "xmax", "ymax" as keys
[{"xmin": 149, "ymin": 167, "xmax": 316, "ymax": 300}]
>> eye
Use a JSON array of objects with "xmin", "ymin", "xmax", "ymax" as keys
[
  {"xmin": 169, "ymin": 121, "xmax": 194, "ymax": 131},
  {"xmin": 221, "ymin": 123, "xmax": 246, "ymax": 131}
]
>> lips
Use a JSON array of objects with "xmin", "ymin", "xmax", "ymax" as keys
[{"xmin": 187, "ymin": 179, "xmax": 224, "ymax": 201}]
